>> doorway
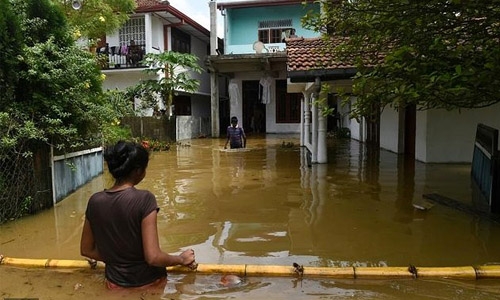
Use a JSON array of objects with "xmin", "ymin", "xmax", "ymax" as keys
[{"xmin": 242, "ymin": 81, "xmax": 266, "ymax": 134}]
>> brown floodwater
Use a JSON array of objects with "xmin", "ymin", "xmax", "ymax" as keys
[{"xmin": 2, "ymin": 135, "xmax": 500, "ymax": 299}]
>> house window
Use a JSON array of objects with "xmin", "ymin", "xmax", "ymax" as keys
[
  {"xmin": 276, "ymin": 80, "xmax": 301, "ymax": 123},
  {"xmin": 171, "ymin": 27, "xmax": 191, "ymax": 54},
  {"xmin": 173, "ymin": 95, "xmax": 191, "ymax": 116},
  {"xmin": 119, "ymin": 17, "xmax": 145, "ymax": 45},
  {"xmin": 258, "ymin": 19, "xmax": 293, "ymax": 44}
]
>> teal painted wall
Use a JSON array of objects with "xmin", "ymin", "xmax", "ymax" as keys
[{"xmin": 226, "ymin": 3, "xmax": 320, "ymax": 46}]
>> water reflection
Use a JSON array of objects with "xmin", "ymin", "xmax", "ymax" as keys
[
  {"xmin": 2, "ymin": 136, "xmax": 500, "ymax": 298},
  {"xmin": 2, "ymin": 136, "xmax": 500, "ymax": 266}
]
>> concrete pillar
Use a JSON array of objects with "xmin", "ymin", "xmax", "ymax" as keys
[
  {"xmin": 304, "ymin": 92, "xmax": 311, "ymax": 146},
  {"xmin": 317, "ymin": 81, "xmax": 327, "ymax": 163},
  {"xmin": 317, "ymin": 101, "xmax": 327, "ymax": 163},
  {"xmin": 211, "ymin": 73, "xmax": 219, "ymax": 138},
  {"xmin": 145, "ymin": 14, "xmax": 153, "ymax": 53},
  {"xmin": 209, "ymin": 0, "xmax": 220, "ymax": 137},
  {"xmin": 209, "ymin": 1, "xmax": 217, "ymax": 55}
]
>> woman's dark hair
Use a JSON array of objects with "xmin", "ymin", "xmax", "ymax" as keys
[{"xmin": 104, "ymin": 141, "xmax": 149, "ymax": 179}]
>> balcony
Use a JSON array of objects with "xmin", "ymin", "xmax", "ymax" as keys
[
  {"xmin": 95, "ymin": 43, "xmax": 146, "ymax": 70},
  {"xmin": 225, "ymin": 42, "xmax": 286, "ymax": 55}
]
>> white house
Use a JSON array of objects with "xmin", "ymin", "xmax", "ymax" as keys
[
  {"xmin": 286, "ymin": 37, "xmax": 500, "ymax": 164},
  {"xmin": 98, "ymin": 0, "xmax": 213, "ymax": 140}
]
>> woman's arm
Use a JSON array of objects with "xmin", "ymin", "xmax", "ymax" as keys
[
  {"xmin": 142, "ymin": 210, "xmax": 195, "ymax": 267},
  {"xmin": 80, "ymin": 218, "xmax": 103, "ymax": 261}
]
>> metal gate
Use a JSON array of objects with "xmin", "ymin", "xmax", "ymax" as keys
[{"xmin": 471, "ymin": 123, "xmax": 500, "ymax": 213}]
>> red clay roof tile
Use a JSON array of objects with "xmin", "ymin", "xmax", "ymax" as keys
[
  {"xmin": 136, "ymin": 0, "xmax": 162, "ymax": 9},
  {"xmin": 285, "ymin": 37, "xmax": 355, "ymax": 72}
]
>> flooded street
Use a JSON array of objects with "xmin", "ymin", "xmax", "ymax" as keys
[{"xmin": 2, "ymin": 135, "xmax": 500, "ymax": 299}]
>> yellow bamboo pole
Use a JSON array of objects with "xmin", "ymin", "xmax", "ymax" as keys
[
  {"xmin": 2, "ymin": 256, "xmax": 500, "ymax": 280},
  {"xmin": 168, "ymin": 263, "xmax": 246, "ymax": 275},
  {"xmin": 0, "ymin": 257, "xmax": 104, "ymax": 269},
  {"xmin": 46, "ymin": 259, "xmax": 98, "ymax": 269},
  {"xmin": 355, "ymin": 267, "xmax": 413, "ymax": 279},
  {"xmin": 245, "ymin": 264, "xmax": 295, "ymax": 277},
  {"xmin": 1, "ymin": 257, "xmax": 50, "ymax": 268},
  {"xmin": 475, "ymin": 265, "xmax": 500, "ymax": 279},
  {"xmin": 304, "ymin": 266, "xmax": 354, "ymax": 278},
  {"xmin": 416, "ymin": 266, "xmax": 477, "ymax": 279}
]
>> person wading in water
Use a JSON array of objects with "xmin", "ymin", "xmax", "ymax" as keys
[{"xmin": 224, "ymin": 116, "xmax": 247, "ymax": 149}]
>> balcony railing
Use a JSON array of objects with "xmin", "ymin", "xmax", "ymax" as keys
[
  {"xmin": 225, "ymin": 42, "xmax": 286, "ymax": 55},
  {"xmin": 96, "ymin": 43, "xmax": 146, "ymax": 69}
]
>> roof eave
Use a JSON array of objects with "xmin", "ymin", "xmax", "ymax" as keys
[
  {"xmin": 218, "ymin": 0, "xmax": 315, "ymax": 10},
  {"xmin": 136, "ymin": 4, "xmax": 210, "ymax": 37},
  {"xmin": 287, "ymin": 68, "xmax": 357, "ymax": 83}
]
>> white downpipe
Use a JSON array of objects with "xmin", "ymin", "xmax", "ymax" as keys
[{"xmin": 311, "ymin": 94, "xmax": 318, "ymax": 164}]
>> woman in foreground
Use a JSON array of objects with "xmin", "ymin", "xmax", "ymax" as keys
[{"xmin": 80, "ymin": 141, "xmax": 195, "ymax": 289}]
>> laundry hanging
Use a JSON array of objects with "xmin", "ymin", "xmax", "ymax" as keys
[
  {"xmin": 228, "ymin": 79, "xmax": 240, "ymax": 105},
  {"xmin": 259, "ymin": 75, "xmax": 273, "ymax": 104}
]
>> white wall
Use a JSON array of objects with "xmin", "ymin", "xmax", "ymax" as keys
[
  {"xmin": 151, "ymin": 15, "xmax": 165, "ymax": 52},
  {"xmin": 102, "ymin": 70, "xmax": 153, "ymax": 90},
  {"xmin": 379, "ymin": 107, "xmax": 400, "ymax": 153},
  {"xmin": 415, "ymin": 109, "xmax": 428, "ymax": 162},
  {"xmin": 344, "ymin": 99, "xmax": 500, "ymax": 163},
  {"xmin": 421, "ymin": 104, "xmax": 500, "ymax": 163},
  {"xmin": 345, "ymin": 97, "xmax": 364, "ymax": 142},
  {"xmin": 191, "ymin": 36, "xmax": 210, "ymax": 95}
]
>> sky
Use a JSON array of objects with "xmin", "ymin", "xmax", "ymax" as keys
[{"xmin": 168, "ymin": 0, "xmax": 243, "ymax": 38}]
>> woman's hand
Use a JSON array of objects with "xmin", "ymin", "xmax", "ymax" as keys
[{"xmin": 179, "ymin": 248, "xmax": 196, "ymax": 266}]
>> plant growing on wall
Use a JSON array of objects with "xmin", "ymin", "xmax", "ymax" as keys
[{"xmin": 133, "ymin": 51, "xmax": 203, "ymax": 118}]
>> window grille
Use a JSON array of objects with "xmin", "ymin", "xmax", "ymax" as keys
[
  {"xmin": 258, "ymin": 19, "xmax": 293, "ymax": 44},
  {"xmin": 119, "ymin": 17, "xmax": 145, "ymax": 45},
  {"xmin": 259, "ymin": 19, "xmax": 292, "ymax": 29},
  {"xmin": 171, "ymin": 27, "xmax": 191, "ymax": 54}
]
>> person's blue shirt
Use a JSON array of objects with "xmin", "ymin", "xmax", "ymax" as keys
[{"xmin": 226, "ymin": 125, "xmax": 246, "ymax": 149}]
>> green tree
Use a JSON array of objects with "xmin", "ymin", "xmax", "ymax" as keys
[
  {"xmin": 10, "ymin": 0, "xmax": 104, "ymax": 150},
  {"xmin": 56, "ymin": 0, "xmax": 136, "ymax": 41},
  {"xmin": 302, "ymin": 0, "xmax": 500, "ymax": 119},
  {"xmin": 132, "ymin": 51, "xmax": 203, "ymax": 117},
  {"xmin": 1, "ymin": 0, "xmax": 131, "ymax": 152},
  {"xmin": 14, "ymin": 0, "xmax": 73, "ymax": 47},
  {"xmin": 0, "ymin": 0, "xmax": 22, "ymax": 106},
  {"xmin": 99, "ymin": 89, "xmax": 135, "ymax": 145}
]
